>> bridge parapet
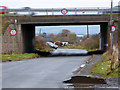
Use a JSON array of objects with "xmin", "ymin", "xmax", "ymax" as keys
[{"xmin": 3, "ymin": 7, "xmax": 119, "ymax": 16}]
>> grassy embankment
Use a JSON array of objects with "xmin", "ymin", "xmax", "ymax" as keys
[
  {"xmin": 91, "ymin": 52, "xmax": 120, "ymax": 78},
  {"xmin": 1, "ymin": 53, "xmax": 40, "ymax": 61}
]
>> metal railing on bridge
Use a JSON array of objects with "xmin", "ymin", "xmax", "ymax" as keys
[{"xmin": 1, "ymin": 7, "xmax": 119, "ymax": 16}]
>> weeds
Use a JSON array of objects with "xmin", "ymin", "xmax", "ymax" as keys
[
  {"xmin": 81, "ymin": 35, "xmax": 99, "ymax": 51},
  {"xmin": 35, "ymin": 40, "xmax": 53, "ymax": 52},
  {"xmin": 91, "ymin": 52, "xmax": 120, "ymax": 78},
  {"xmin": 1, "ymin": 53, "xmax": 40, "ymax": 61}
]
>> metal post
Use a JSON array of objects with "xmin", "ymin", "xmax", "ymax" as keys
[
  {"xmin": 75, "ymin": 8, "xmax": 77, "ymax": 15},
  {"xmin": 52, "ymin": 8, "xmax": 54, "ymax": 15},
  {"xmin": 28, "ymin": 9, "xmax": 31, "ymax": 16},
  {"xmin": 97, "ymin": 7, "xmax": 99, "ymax": 15},
  {"xmin": 46, "ymin": 10, "xmax": 48, "ymax": 15},
  {"xmin": 12, "ymin": 36, "xmax": 14, "ymax": 55}
]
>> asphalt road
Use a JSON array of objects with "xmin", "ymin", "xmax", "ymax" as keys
[
  {"xmin": 2, "ymin": 49, "xmax": 90, "ymax": 88},
  {"xmin": 51, "ymin": 48, "xmax": 87, "ymax": 56}
]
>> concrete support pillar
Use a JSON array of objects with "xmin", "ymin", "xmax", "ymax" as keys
[
  {"xmin": 21, "ymin": 24, "xmax": 35, "ymax": 53},
  {"xmin": 100, "ymin": 23, "xmax": 108, "ymax": 51}
]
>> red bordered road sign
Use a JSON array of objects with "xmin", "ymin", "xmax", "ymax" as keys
[
  {"xmin": 61, "ymin": 8, "xmax": 68, "ymax": 15},
  {"xmin": 10, "ymin": 29, "xmax": 17, "ymax": 36},
  {"xmin": 110, "ymin": 26, "xmax": 116, "ymax": 32}
]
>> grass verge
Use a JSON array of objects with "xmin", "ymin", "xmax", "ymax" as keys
[
  {"xmin": 59, "ymin": 45, "xmax": 83, "ymax": 49},
  {"xmin": 1, "ymin": 53, "xmax": 40, "ymax": 61},
  {"xmin": 91, "ymin": 60, "xmax": 120, "ymax": 78}
]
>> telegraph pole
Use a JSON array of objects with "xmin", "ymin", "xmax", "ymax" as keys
[
  {"xmin": 110, "ymin": 0, "xmax": 113, "ymax": 30},
  {"xmin": 110, "ymin": 0, "xmax": 113, "ymax": 70},
  {"xmin": 110, "ymin": 0, "xmax": 113, "ymax": 50}
]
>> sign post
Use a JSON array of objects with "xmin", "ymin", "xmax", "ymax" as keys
[
  {"xmin": 10, "ymin": 29, "xmax": 17, "ymax": 55},
  {"xmin": 109, "ymin": 26, "xmax": 116, "ymax": 51}
]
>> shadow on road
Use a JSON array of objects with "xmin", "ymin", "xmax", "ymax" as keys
[
  {"xmin": 87, "ymin": 50, "xmax": 105, "ymax": 55},
  {"xmin": 34, "ymin": 50, "xmax": 105, "ymax": 57}
]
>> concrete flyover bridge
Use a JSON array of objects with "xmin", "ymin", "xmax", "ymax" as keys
[{"xmin": 2, "ymin": 15, "xmax": 119, "ymax": 54}]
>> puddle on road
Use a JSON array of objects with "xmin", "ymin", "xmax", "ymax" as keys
[{"xmin": 63, "ymin": 76, "xmax": 107, "ymax": 88}]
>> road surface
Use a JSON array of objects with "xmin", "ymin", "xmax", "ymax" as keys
[
  {"xmin": 51, "ymin": 48, "xmax": 87, "ymax": 55},
  {"xmin": 3, "ymin": 49, "xmax": 90, "ymax": 88}
]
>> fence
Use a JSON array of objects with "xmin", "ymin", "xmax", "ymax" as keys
[{"xmin": 1, "ymin": 7, "xmax": 119, "ymax": 16}]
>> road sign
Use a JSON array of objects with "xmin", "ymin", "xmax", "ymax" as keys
[
  {"xmin": 61, "ymin": 8, "xmax": 68, "ymax": 15},
  {"xmin": 110, "ymin": 26, "xmax": 116, "ymax": 32},
  {"xmin": 47, "ymin": 37, "xmax": 50, "ymax": 39},
  {"xmin": 10, "ymin": 29, "xmax": 17, "ymax": 36}
]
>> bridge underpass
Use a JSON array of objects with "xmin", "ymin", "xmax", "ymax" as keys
[
  {"xmin": 21, "ymin": 22, "xmax": 108, "ymax": 53},
  {"xmin": 2, "ymin": 15, "xmax": 112, "ymax": 54}
]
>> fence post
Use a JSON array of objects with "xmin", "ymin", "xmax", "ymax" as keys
[{"xmin": 46, "ymin": 10, "xmax": 48, "ymax": 15}]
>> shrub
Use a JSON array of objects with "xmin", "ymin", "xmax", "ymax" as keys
[
  {"xmin": 81, "ymin": 34, "xmax": 99, "ymax": 51},
  {"xmin": 35, "ymin": 40, "xmax": 53, "ymax": 52}
]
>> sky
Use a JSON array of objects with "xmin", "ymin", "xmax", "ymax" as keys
[
  {"xmin": 35, "ymin": 25, "xmax": 100, "ymax": 36},
  {"xmin": 0, "ymin": 0, "xmax": 119, "ymax": 8}
]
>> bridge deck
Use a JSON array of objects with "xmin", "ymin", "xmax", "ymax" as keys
[{"xmin": 4, "ymin": 15, "xmax": 111, "ymax": 25}]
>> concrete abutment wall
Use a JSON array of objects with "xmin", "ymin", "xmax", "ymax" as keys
[
  {"xmin": 2, "ymin": 23, "xmax": 35, "ymax": 54},
  {"xmin": 2, "ymin": 23, "xmax": 24, "ymax": 54}
]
